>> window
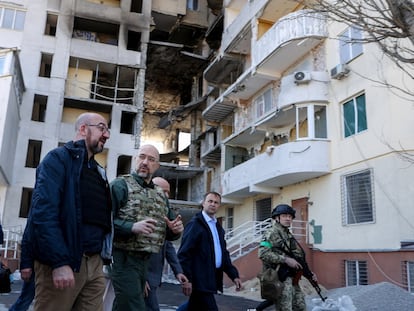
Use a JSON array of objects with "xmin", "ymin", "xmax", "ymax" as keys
[
  {"xmin": 45, "ymin": 13, "xmax": 58, "ymax": 36},
  {"xmin": 127, "ymin": 30, "xmax": 141, "ymax": 52},
  {"xmin": 32, "ymin": 94, "xmax": 47, "ymax": 122},
  {"xmin": 39, "ymin": 53, "xmax": 53, "ymax": 78},
  {"xmin": 120, "ymin": 111, "xmax": 135, "ymax": 134},
  {"xmin": 117, "ymin": 155, "xmax": 132, "ymax": 176},
  {"xmin": 226, "ymin": 207, "xmax": 234, "ymax": 235},
  {"xmin": 0, "ymin": 7, "xmax": 26, "ymax": 30},
  {"xmin": 341, "ymin": 169, "xmax": 374, "ymax": 225},
  {"xmin": 339, "ymin": 26, "xmax": 363, "ymax": 64},
  {"xmin": 178, "ymin": 131, "xmax": 190, "ymax": 152},
  {"xmin": 403, "ymin": 261, "xmax": 414, "ymax": 293},
  {"xmin": 255, "ymin": 88, "xmax": 273, "ymax": 119},
  {"xmin": 296, "ymin": 104, "xmax": 327, "ymax": 139},
  {"xmin": 0, "ymin": 54, "xmax": 5, "ymax": 75},
  {"xmin": 25, "ymin": 140, "xmax": 42, "ymax": 168},
  {"xmin": 345, "ymin": 260, "xmax": 368, "ymax": 286},
  {"xmin": 187, "ymin": 0, "xmax": 198, "ymax": 11},
  {"xmin": 343, "ymin": 93, "xmax": 367, "ymax": 138},
  {"xmin": 255, "ymin": 197, "xmax": 272, "ymax": 221},
  {"xmin": 130, "ymin": 0, "xmax": 143, "ymax": 13},
  {"xmin": 20, "ymin": 187, "xmax": 33, "ymax": 218}
]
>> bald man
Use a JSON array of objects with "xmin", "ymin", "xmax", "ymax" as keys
[
  {"xmin": 144, "ymin": 177, "xmax": 188, "ymax": 311},
  {"xmin": 110, "ymin": 145, "xmax": 184, "ymax": 311},
  {"xmin": 25, "ymin": 112, "xmax": 112, "ymax": 311}
]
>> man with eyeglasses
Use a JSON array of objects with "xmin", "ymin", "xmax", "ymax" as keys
[
  {"xmin": 110, "ymin": 144, "xmax": 184, "ymax": 311},
  {"xmin": 22, "ymin": 112, "xmax": 112, "ymax": 311}
]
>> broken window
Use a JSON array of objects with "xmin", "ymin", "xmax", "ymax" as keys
[
  {"xmin": 73, "ymin": 17, "xmax": 119, "ymax": 46},
  {"xmin": 120, "ymin": 111, "xmax": 136, "ymax": 134},
  {"xmin": 25, "ymin": 139, "xmax": 42, "ymax": 168},
  {"xmin": 117, "ymin": 155, "xmax": 132, "ymax": 176},
  {"xmin": 45, "ymin": 13, "xmax": 58, "ymax": 36},
  {"xmin": 130, "ymin": 0, "xmax": 143, "ymax": 13},
  {"xmin": 127, "ymin": 30, "xmax": 141, "ymax": 52},
  {"xmin": 19, "ymin": 187, "xmax": 33, "ymax": 218},
  {"xmin": 32, "ymin": 94, "xmax": 47, "ymax": 122},
  {"xmin": 39, "ymin": 53, "xmax": 53, "ymax": 78}
]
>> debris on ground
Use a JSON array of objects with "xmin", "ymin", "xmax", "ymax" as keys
[{"xmin": 225, "ymin": 279, "xmax": 414, "ymax": 311}]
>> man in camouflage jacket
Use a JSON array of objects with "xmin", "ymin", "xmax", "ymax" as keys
[
  {"xmin": 110, "ymin": 144, "xmax": 184, "ymax": 311},
  {"xmin": 259, "ymin": 204, "xmax": 315, "ymax": 311}
]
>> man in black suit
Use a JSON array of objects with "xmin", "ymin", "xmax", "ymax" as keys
[{"xmin": 178, "ymin": 191, "xmax": 243, "ymax": 311}]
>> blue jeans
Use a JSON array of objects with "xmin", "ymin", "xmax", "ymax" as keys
[{"xmin": 9, "ymin": 274, "xmax": 35, "ymax": 311}]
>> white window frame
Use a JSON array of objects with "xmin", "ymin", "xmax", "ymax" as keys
[
  {"xmin": 339, "ymin": 26, "xmax": 363, "ymax": 64},
  {"xmin": 341, "ymin": 169, "xmax": 375, "ymax": 225},
  {"xmin": 255, "ymin": 88, "xmax": 274, "ymax": 120},
  {"xmin": 295, "ymin": 104, "xmax": 328, "ymax": 140},
  {"xmin": 342, "ymin": 93, "xmax": 367, "ymax": 138},
  {"xmin": 0, "ymin": 7, "xmax": 26, "ymax": 30}
]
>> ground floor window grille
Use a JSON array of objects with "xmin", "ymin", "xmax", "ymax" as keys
[
  {"xmin": 345, "ymin": 260, "xmax": 368, "ymax": 286},
  {"xmin": 402, "ymin": 261, "xmax": 414, "ymax": 293}
]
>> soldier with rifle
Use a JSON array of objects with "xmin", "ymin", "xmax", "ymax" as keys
[{"xmin": 259, "ymin": 204, "xmax": 326, "ymax": 311}]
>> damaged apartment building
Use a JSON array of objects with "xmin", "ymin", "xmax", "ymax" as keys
[
  {"xmin": 0, "ymin": 0, "xmax": 217, "ymax": 270},
  {"xmin": 1, "ymin": 0, "xmax": 414, "ymax": 294}
]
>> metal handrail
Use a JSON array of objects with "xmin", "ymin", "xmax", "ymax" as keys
[
  {"xmin": 0, "ymin": 226, "xmax": 22, "ymax": 259},
  {"xmin": 225, "ymin": 219, "xmax": 309, "ymax": 260}
]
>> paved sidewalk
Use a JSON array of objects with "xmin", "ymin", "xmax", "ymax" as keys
[{"xmin": 0, "ymin": 280, "xmax": 262, "ymax": 311}]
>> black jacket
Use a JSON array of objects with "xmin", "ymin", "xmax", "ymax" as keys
[{"xmin": 178, "ymin": 212, "xmax": 239, "ymax": 293}]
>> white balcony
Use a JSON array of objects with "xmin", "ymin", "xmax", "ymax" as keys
[
  {"xmin": 221, "ymin": 0, "xmax": 268, "ymax": 54},
  {"xmin": 253, "ymin": 10, "xmax": 327, "ymax": 73},
  {"xmin": 226, "ymin": 10, "xmax": 328, "ymax": 100},
  {"xmin": 222, "ymin": 140, "xmax": 330, "ymax": 199}
]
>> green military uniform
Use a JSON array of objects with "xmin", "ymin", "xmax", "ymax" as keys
[
  {"xmin": 110, "ymin": 173, "xmax": 178, "ymax": 311},
  {"xmin": 258, "ymin": 221, "xmax": 306, "ymax": 311}
]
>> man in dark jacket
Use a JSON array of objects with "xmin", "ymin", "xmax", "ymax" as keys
[
  {"xmin": 178, "ymin": 191, "xmax": 243, "ymax": 311},
  {"xmin": 26, "ymin": 112, "xmax": 112, "ymax": 311}
]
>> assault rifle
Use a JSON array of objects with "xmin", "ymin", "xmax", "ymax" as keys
[
  {"xmin": 277, "ymin": 236, "xmax": 327, "ymax": 302},
  {"xmin": 295, "ymin": 257, "xmax": 327, "ymax": 302}
]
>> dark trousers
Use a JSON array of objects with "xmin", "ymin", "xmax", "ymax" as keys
[
  {"xmin": 187, "ymin": 290, "xmax": 218, "ymax": 311},
  {"xmin": 256, "ymin": 299, "xmax": 274, "ymax": 311},
  {"xmin": 9, "ymin": 273, "xmax": 35, "ymax": 311},
  {"xmin": 111, "ymin": 248, "xmax": 150, "ymax": 311}
]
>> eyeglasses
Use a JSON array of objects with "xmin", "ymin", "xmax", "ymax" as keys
[
  {"xmin": 137, "ymin": 154, "xmax": 158, "ymax": 163},
  {"xmin": 86, "ymin": 123, "xmax": 110, "ymax": 135}
]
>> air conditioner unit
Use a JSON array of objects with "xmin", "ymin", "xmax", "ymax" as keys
[
  {"xmin": 293, "ymin": 71, "xmax": 311, "ymax": 84},
  {"xmin": 330, "ymin": 64, "xmax": 350, "ymax": 80}
]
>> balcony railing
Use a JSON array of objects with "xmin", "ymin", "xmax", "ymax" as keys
[
  {"xmin": 221, "ymin": 0, "xmax": 268, "ymax": 53},
  {"xmin": 222, "ymin": 140, "xmax": 330, "ymax": 198},
  {"xmin": 0, "ymin": 226, "xmax": 22, "ymax": 260},
  {"xmin": 253, "ymin": 10, "xmax": 327, "ymax": 68}
]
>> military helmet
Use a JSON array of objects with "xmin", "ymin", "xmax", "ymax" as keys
[{"xmin": 271, "ymin": 204, "xmax": 296, "ymax": 219}]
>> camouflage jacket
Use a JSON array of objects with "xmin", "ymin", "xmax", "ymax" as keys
[
  {"xmin": 111, "ymin": 173, "xmax": 169, "ymax": 254},
  {"xmin": 258, "ymin": 221, "xmax": 305, "ymax": 269}
]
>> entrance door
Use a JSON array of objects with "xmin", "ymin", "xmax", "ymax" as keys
[{"xmin": 291, "ymin": 197, "xmax": 308, "ymax": 245}]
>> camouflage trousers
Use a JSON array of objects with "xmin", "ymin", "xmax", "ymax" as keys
[{"xmin": 273, "ymin": 277, "xmax": 306, "ymax": 311}]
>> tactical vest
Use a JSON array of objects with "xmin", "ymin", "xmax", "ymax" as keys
[{"xmin": 113, "ymin": 175, "xmax": 168, "ymax": 254}]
